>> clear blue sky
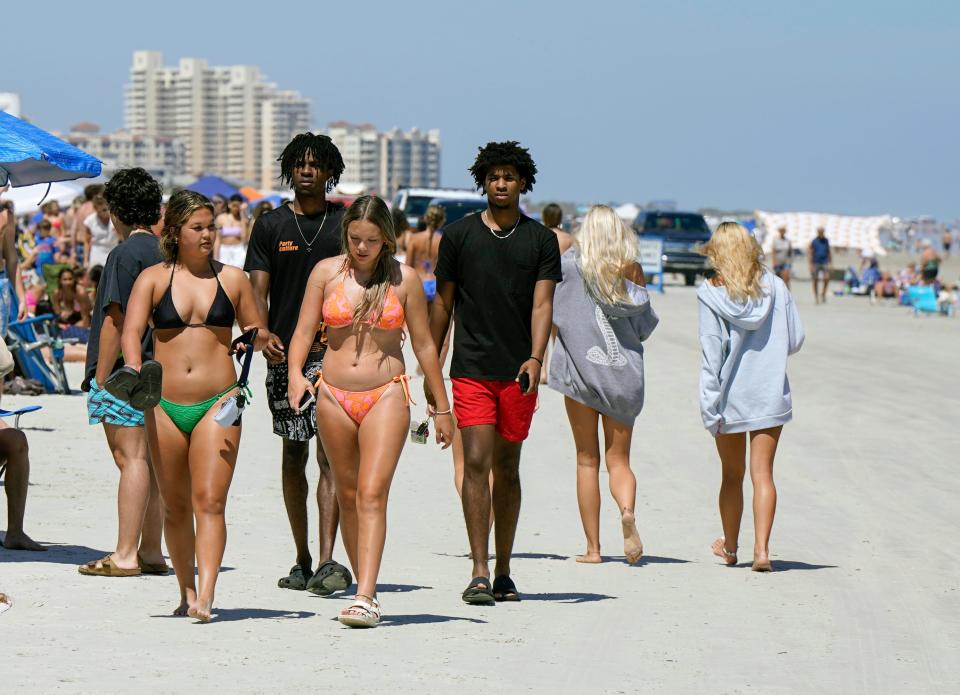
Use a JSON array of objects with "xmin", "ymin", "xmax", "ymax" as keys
[{"xmin": 4, "ymin": 0, "xmax": 956, "ymax": 218}]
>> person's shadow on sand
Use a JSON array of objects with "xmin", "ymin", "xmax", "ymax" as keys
[
  {"xmin": 0, "ymin": 542, "xmax": 102, "ymax": 564},
  {"xmin": 522, "ymin": 592, "xmax": 615, "ymax": 603},
  {"xmin": 379, "ymin": 614, "xmax": 487, "ymax": 627},
  {"xmin": 150, "ymin": 608, "xmax": 315, "ymax": 622},
  {"xmin": 765, "ymin": 560, "xmax": 837, "ymax": 571},
  {"xmin": 622, "ymin": 555, "xmax": 690, "ymax": 566}
]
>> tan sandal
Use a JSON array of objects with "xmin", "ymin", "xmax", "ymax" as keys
[
  {"xmin": 78, "ymin": 554, "xmax": 141, "ymax": 577},
  {"xmin": 338, "ymin": 594, "xmax": 381, "ymax": 628}
]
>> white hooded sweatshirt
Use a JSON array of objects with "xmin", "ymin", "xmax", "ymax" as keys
[{"xmin": 698, "ymin": 270, "xmax": 804, "ymax": 435}]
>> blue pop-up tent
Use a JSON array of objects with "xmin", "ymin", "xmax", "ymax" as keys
[
  {"xmin": 0, "ymin": 111, "xmax": 102, "ymax": 187},
  {"xmin": 184, "ymin": 175, "xmax": 241, "ymax": 200}
]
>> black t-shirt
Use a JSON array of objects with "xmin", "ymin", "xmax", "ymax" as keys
[
  {"xmin": 244, "ymin": 202, "xmax": 345, "ymax": 347},
  {"xmin": 435, "ymin": 212, "xmax": 562, "ymax": 380},
  {"xmin": 83, "ymin": 232, "xmax": 163, "ymax": 390}
]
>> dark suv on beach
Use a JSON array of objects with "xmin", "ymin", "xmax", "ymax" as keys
[{"xmin": 632, "ymin": 211, "xmax": 713, "ymax": 286}]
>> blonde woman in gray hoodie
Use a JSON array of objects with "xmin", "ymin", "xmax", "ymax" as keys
[
  {"xmin": 550, "ymin": 206, "xmax": 658, "ymax": 564},
  {"xmin": 698, "ymin": 222, "xmax": 804, "ymax": 572}
]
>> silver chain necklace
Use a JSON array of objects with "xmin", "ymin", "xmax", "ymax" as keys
[
  {"xmin": 482, "ymin": 209, "xmax": 521, "ymax": 240},
  {"xmin": 291, "ymin": 202, "xmax": 327, "ymax": 252}
]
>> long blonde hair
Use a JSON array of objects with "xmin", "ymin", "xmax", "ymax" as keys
[
  {"xmin": 575, "ymin": 205, "xmax": 640, "ymax": 306},
  {"xmin": 340, "ymin": 195, "xmax": 399, "ymax": 331},
  {"xmin": 699, "ymin": 222, "xmax": 765, "ymax": 302}
]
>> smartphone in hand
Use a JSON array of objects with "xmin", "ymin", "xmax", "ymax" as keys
[
  {"xmin": 518, "ymin": 371, "xmax": 531, "ymax": 394},
  {"xmin": 298, "ymin": 390, "xmax": 316, "ymax": 413}
]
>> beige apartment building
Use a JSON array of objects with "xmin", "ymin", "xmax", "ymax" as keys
[
  {"xmin": 326, "ymin": 121, "xmax": 441, "ymax": 197},
  {"xmin": 65, "ymin": 122, "xmax": 186, "ymax": 183},
  {"xmin": 124, "ymin": 51, "xmax": 310, "ymax": 190}
]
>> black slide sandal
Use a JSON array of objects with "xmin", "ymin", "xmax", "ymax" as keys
[
  {"xmin": 462, "ymin": 576, "xmax": 495, "ymax": 605},
  {"xmin": 492, "ymin": 575, "xmax": 521, "ymax": 602}
]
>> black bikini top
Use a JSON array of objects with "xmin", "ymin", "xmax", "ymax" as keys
[{"xmin": 152, "ymin": 262, "xmax": 236, "ymax": 330}]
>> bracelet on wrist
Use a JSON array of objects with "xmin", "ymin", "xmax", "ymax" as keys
[
  {"xmin": 528, "ymin": 355, "xmax": 543, "ymax": 366},
  {"xmin": 432, "ymin": 408, "xmax": 452, "ymax": 416}
]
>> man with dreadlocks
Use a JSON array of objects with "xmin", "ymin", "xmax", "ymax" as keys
[
  {"xmin": 244, "ymin": 133, "xmax": 352, "ymax": 596},
  {"xmin": 426, "ymin": 141, "xmax": 562, "ymax": 604}
]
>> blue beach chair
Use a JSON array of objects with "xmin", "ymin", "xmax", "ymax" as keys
[
  {"xmin": 0, "ymin": 405, "xmax": 42, "ymax": 479},
  {"xmin": 907, "ymin": 285, "xmax": 938, "ymax": 317},
  {"xmin": 5, "ymin": 315, "xmax": 74, "ymax": 394}
]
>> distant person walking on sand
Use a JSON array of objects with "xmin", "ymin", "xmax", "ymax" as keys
[
  {"xmin": 82, "ymin": 194, "xmax": 119, "ymax": 269},
  {"xmin": 808, "ymin": 227, "xmax": 832, "ymax": 304},
  {"xmin": 942, "ymin": 229, "xmax": 953, "ymax": 257},
  {"xmin": 120, "ymin": 190, "xmax": 272, "ymax": 621},
  {"xmin": 698, "ymin": 222, "xmax": 804, "ymax": 572},
  {"xmin": 920, "ymin": 240, "xmax": 941, "ymax": 284},
  {"xmin": 426, "ymin": 141, "xmax": 562, "ymax": 604},
  {"xmin": 539, "ymin": 203, "xmax": 571, "ymax": 384},
  {"xmin": 71, "ymin": 184, "xmax": 104, "ymax": 264},
  {"xmin": 770, "ymin": 227, "xmax": 793, "ymax": 288},
  {"xmin": 244, "ymin": 133, "xmax": 353, "ymax": 597},
  {"xmin": 78, "ymin": 168, "xmax": 166, "ymax": 579},
  {"xmin": 287, "ymin": 195, "xmax": 454, "ymax": 628},
  {"xmin": 214, "ymin": 194, "xmax": 250, "ymax": 268},
  {"xmin": 549, "ymin": 205, "xmax": 658, "ymax": 565},
  {"xmin": 405, "ymin": 204, "xmax": 445, "ymax": 305},
  {"xmin": 541, "ymin": 203, "xmax": 572, "ymax": 255}
]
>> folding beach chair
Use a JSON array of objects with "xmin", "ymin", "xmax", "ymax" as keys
[
  {"xmin": 5, "ymin": 315, "xmax": 74, "ymax": 394},
  {"xmin": 0, "ymin": 405, "xmax": 42, "ymax": 479}
]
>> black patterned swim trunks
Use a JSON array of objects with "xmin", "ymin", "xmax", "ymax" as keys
[{"xmin": 265, "ymin": 348, "xmax": 325, "ymax": 441}]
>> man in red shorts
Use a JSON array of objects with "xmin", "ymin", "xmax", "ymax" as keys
[{"xmin": 427, "ymin": 141, "xmax": 561, "ymax": 604}]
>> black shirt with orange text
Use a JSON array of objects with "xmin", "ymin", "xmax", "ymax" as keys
[{"xmin": 244, "ymin": 203, "xmax": 344, "ymax": 347}]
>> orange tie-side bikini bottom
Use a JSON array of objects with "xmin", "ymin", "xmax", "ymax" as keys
[{"xmin": 315, "ymin": 373, "xmax": 413, "ymax": 425}]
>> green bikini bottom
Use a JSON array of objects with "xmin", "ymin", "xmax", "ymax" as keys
[{"xmin": 159, "ymin": 383, "xmax": 251, "ymax": 434}]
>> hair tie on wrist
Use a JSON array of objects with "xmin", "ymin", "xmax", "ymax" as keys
[{"xmin": 529, "ymin": 356, "xmax": 543, "ymax": 366}]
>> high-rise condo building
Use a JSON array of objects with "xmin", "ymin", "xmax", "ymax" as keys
[
  {"xmin": 124, "ymin": 51, "xmax": 311, "ymax": 190},
  {"xmin": 325, "ymin": 122, "xmax": 441, "ymax": 197}
]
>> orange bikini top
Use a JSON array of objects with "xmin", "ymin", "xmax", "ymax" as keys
[{"xmin": 322, "ymin": 279, "xmax": 405, "ymax": 330}]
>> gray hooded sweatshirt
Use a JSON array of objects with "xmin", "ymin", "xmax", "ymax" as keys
[
  {"xmin": 698, "ymin": 269, "xmax": 804, "ymax": 435},
  {"xmin": 550, "ymin": 250, "xmax": 659, "ymax": 425}
]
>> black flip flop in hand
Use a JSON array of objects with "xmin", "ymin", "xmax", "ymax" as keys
[{"xmin": 103, "ymin": 360, "xmax": 162, "ymax": 410}]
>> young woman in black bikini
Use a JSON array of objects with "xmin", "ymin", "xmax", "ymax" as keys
[
  {"xmin": 287, "ymin": 195, "xmax": 454, "ymax": 627},
  {"xmin": 122, "ymin": 190, "xmax": 272, "ymax": 622}
]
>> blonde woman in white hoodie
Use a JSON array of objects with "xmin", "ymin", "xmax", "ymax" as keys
[{"xmin": 698, "ymin": 222, "xmax": 804, "ymax": 572}]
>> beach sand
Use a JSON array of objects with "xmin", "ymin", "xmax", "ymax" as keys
[{"xmin": 1, "ymin": 274, "xmax": 958, "ymax": 694}]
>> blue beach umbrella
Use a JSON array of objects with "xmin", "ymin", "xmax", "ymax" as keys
[{"xmin": 0, "ymin": 111, "xmax": 102, "ymax": 188}]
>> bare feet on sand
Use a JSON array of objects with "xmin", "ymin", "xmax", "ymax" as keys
[
  {"xmin": 576, "ymin": 551, "xmax": 602, "ymax": 563},
  {"xmin": 752, "ymin": 550, "xmax": 772, "ymax": 572},
  {"xmin": 2, "ymin": 531, "xmax": 46, "ymax": 551},
  {"xmin": 188, "ymin": 597, "xmax": 213, "ymax": 622},
  {"xmin": 712, "ymin": 537, "xmax": 738, "ymax": 566},
  {"xmin": 174, "ymin": 588, "xmax": 198, "ymax": 617},
  {"xmin": 621, "ymin": 511, "xmax": 643, "ymax": 564}
]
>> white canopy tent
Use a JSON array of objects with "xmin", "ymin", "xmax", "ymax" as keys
[
  {"xmin": 755, "ymin": 210, "xmax": 892, "ymax": 256},
  {"xmin": 0, "ymin": 180, "xmax": 86, "ymax": 217}
]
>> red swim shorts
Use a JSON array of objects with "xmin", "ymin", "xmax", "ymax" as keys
[{"xmin": 451, "ymin": 377, "xmax": 537, "ymax": 442}]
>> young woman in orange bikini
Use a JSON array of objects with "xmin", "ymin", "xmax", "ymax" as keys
[{"xmin": 287, "ymin": 195, "xmax": 454, "ymax": 628}]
